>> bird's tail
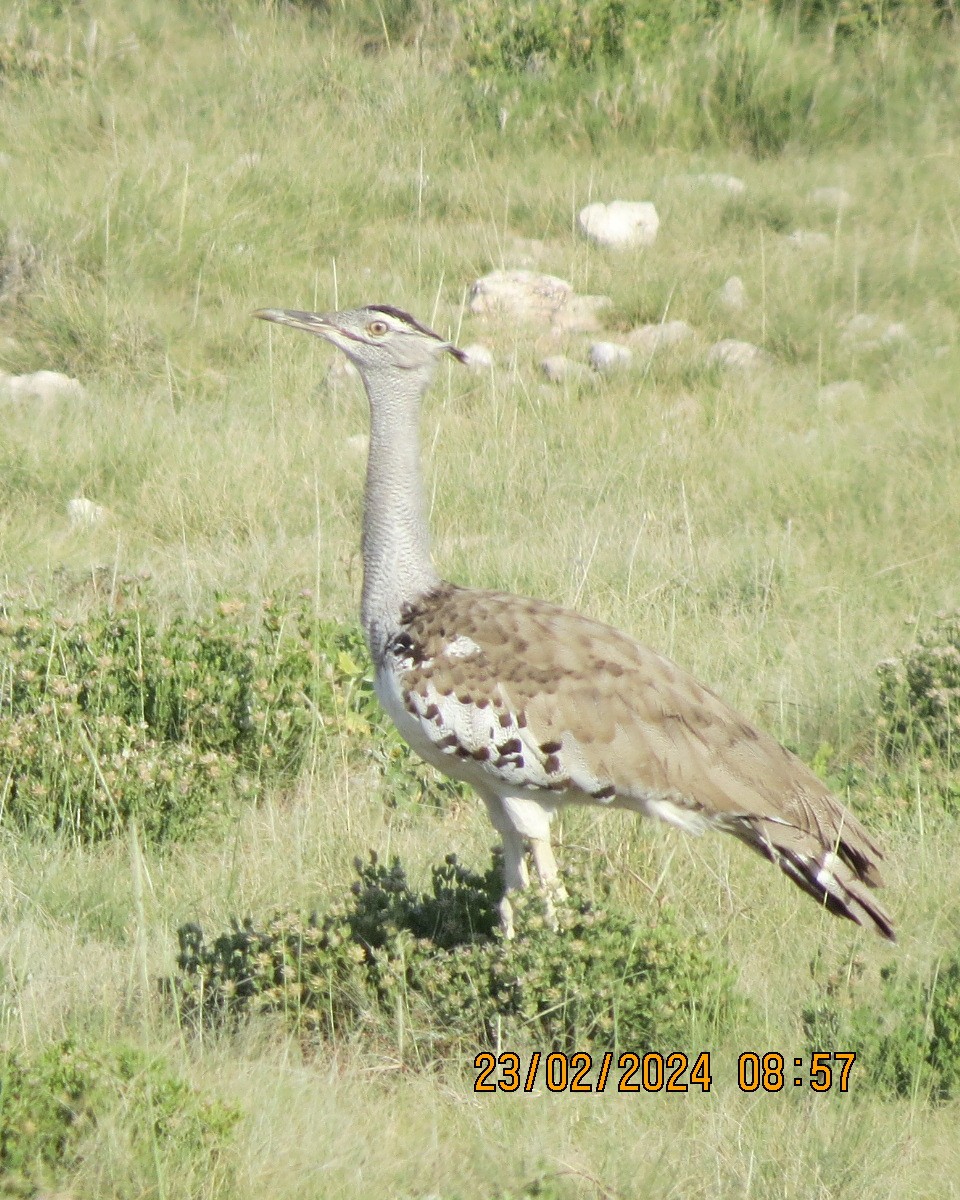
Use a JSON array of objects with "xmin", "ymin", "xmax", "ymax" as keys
[{"xmin": 732, "ymin": 815, "xmax": 896, "ymax": 942}]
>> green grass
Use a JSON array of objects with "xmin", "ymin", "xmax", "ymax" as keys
[{"xmin": 2, "ymin": 0, "xmax": 960, "ymax": 1195}]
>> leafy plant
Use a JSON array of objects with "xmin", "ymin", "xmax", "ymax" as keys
[
  {"xmin": 803, "ymin": 947, "xmax": 960, "ymax": 1101},
  {"xmin": 457, "ymin": 0, "xmax": 724, "ymax": 74},
  {"xmin": 171, "ymin": 853, "xmax": 739, "ymax": 1058},
  {"xmin": 0, "ymin": 590, "xmax": 466, "ymax": 843},
  {"xmin": 0, "ymin": 1039, "xmax": 237, "ymax": 1196},
  {"xmin": 877, "ymin": 612, "xmax": 960, "ymax": 770},
  {"xmin": 770, "ymin": 0, "xmax": 952, "ymax": 38}
]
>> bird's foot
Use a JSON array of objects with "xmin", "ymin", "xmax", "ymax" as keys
[
  {"xmin": 499, "ymin": 894, "xmax": 516, "ymax": 939},
  {"xmin": 541, "ymin": 881, "xmax": 569, "ymax": 931}
]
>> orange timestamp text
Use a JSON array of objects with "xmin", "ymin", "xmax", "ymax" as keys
[{"xmin": 473, "ymin": 1050, "xmax": 856, "ymax": 1094}]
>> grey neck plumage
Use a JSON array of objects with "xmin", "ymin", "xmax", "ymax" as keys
[{"xmin": 358, "ymin": 362, "xmax": 440, "ymax": 664}]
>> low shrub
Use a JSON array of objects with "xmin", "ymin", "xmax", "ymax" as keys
[
  {"xmin": 770, "ymin": 0, "xmax": 953, "ymax": 37},
  {"xmin": 0, "ymin": 589, "xmax": 466, "ymax": 843},
  {"xmin": 877, "ymin": 611, "xmax": 960, "ymax": 771},
  {"xmin": 171, "ymin": 853, "xmax": 739, "ymax": 1058},
  {"xmin": 457, "ymin": 0, "xmax": 724, "ymax": 74},
  {"xmin": 803, "ymin": 948, "xmax": 960, "ymax": 1101},
  {"xmin": 0, "ymin": 1039, "xmax": 237, "ymax": 1196}
]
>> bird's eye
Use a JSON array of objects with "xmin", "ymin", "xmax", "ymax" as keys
[{"xmin": 367, "ymin": 320, "xmax": 388, "ymax": 337}]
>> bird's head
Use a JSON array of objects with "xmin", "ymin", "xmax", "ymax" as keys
[{"xmin": 253, "ymin": 303, "xmax": 467, "ymax": 375}]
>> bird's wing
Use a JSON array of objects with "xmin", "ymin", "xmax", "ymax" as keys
[{"xmin": 387, "ymin": 583, "xmax": 893, "ymax": 938}]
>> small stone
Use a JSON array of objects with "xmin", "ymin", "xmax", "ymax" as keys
[
  {"xmin": 344, "ymin": 434, "xmax": 369, "ymax": 457},
  {"xmin": 578, "ymin": 201, "xmax": 659, "ymax": 249},
  {"xmin": 459, "ymin": 344, "xmax": 494, "ymax": 370},
  {"xmin": 625, "ymin": 320, "xmax": 693, "ymax": 355},
  {"xmin": 786, "ymin": 230, "xmax": 831, "ymax": 250},
  {"xmin": 881, "ymin": 322, "xmax": 911, "ymax": 345},
  {"xmin": 840, "ymin": 314, "xmax": 910, "ymax": 351},
  {"xmin": 541, "ymin": 355, "xmax": 590, "ymax": 383},
  {"xmin": 67, "ymin": 497, "xmax": 107, "ymax": 528},
  {"xmin": 707, "ymin": 339, "xmax": 767, "ymax": 369},
  {"xmin": 841, "ymin": 313, "xmax": 880, "ymax": 341},
  {"xmin": 677, "ymin": 173, "xmax": 746, "ymax": 195},
  {"xmin": 819, "ymin": 380, "xmax": 866, "ymax": 404},
  {"xmin": 469, "ymin": 269, "xmax": 573, "ymax": 320},
  {"xmin": 716, "ymin": 275, "xmax": 747, "ymax": 311},
  {"xmin": 550, "ymin": 293, "xmax": 612, "ymax": 335},
  {"xmin": 589, "ymin": 342, "xmax": 633, "ymax": 372},
  {"xmin": 809, "ymin": 186, "xmax": 852, "ymax": 210},
  {"xmin": 0, "ymin": 369, "xmax": 84, "ymax": 404}
]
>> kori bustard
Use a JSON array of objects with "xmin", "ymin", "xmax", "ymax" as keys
[{"xmin": 254, "ymin": 303, "xmax": 894, "ymax": 942}]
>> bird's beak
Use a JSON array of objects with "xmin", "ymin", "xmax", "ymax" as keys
[
  {"xmin": 253, "ymin": 306, "xmax": 469, "ymax": 364},
  {"xmin": 253, "ymin": 308, "xmax": 336, "ymax": 336}
]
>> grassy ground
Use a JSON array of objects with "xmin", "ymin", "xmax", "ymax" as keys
[{"xmin": 2, "ymin": 1, "xmax": 960, "ymax": 1196}]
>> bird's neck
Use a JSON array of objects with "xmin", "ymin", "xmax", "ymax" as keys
[{"xmin": 359, "ymin": 368, "xmax": 440, "ymax": 663}]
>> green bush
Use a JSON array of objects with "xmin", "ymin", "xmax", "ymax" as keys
[
  {"xmin": 803, "ymin": 948, "xmax": 960, "ymax": 1101},
  {"xmin": 877, "ymin": 612, "xmax": 960, "ymax": 771},
  {"xmin": 279, "ymin": 0, "xmax": 440, "ymax": 47},
  {"xmin": 0, "ymin": 590, "xmax": 465, "ymax": 843},
  {"xmin": 171, "ymin": 853, "xmax": 739, "ymax": 1058},
  {"xmin": 770, "ymin": 0, "xmax": 952, "ymax": 37},
  {"xmin": 457, "ymin": 0, "xmax": 723, "ymax": 74},
  {"xmin": 0, "ymin": 1039, "xmax": 237, "ymax": 1196}
]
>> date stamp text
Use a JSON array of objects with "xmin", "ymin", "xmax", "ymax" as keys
[{"xmin": 473, "ymin": 1050, "xmax": 856, "ymax": 1093}]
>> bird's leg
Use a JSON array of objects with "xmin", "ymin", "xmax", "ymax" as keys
[
  {"xmin": 530, "ymin": 837, "xmax": 563, "ymax": 891},
  {"xmin": 498, "ymin": 826, "xmax": 529, "ymax": 939},
  {"xmin": 530, "ymin": 837, "xmax": 567, "ymax": 929},
  {"xmin": 482, "ymin": 792, "xmax": 566, "ymax": 936},
  {"xmin": 479, "ymin": 791, "xmax": 531, "ymax": 938}
]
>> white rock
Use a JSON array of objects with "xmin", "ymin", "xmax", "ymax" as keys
[
  {"xmin": 541, "ymin": 355, "xmax": 590, "ymax": 383},
  {"xmin": 716, "ymin": 275, "xmax": 748, "ymax": 311},
  {"xmin": 578, "ymin": 201, "xmax": 659, "ymax": 249},
  {"xmin": 841, "ymin": 314, "xmax": 880, "ymax": 341},
  {"xmin": 344, "ymin": 434, "xmax": 369, "ymax": 457},
  {"xmin": 786, "ymin": 230, "xmax": 831, "ymax": 250},
  {"xmin": 809, "ymin": 186, "xmax": 852, "ymax": 210},
  {"xmin": 0, "ymin": 152, "xmax": 11, "ymax": 170},
  {"xmin": 677, "ymin": 173, "xmax": 746, "ymax": 195},
  {"xmin": 589, "ymin": 342, "xmax": 633, "ymax": 372},
  {"xmin": 469, "ymin": 269, "xmax": 573, "ymax": 320},
  {"xmin": 840, "ymin": 314, "xmax": 910, "ymax": 350},
  {"xmin": 819, "ymin": 380, "xmax": 866, "ymax": 404},
  {"xmin": 550, "ymin": 293, "xmax": 612, "ymax": 335},
  {"xmin": 459, "ymin": 343, "xmax": 494, "ymax": 370},
  {"xmin": 0, "ymin": 369, "xmax": 84, "ymax": 404},
  {"xmin": 626, "ymin": 320, "xmax": 693, "ymax": 355},
  {"xmin": 67, "ymin": 497, "xmax": 107, "ymax": 528},
  {"xmin": 707, "ymin": 339, "xmax": 767, "ymax": 369},
  {"xmin": 881, "ymin": 322, "xmax": 911, "ymax": 345}
]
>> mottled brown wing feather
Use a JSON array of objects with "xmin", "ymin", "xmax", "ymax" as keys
[{"xmin": 393, "ymin": 583, "xmax": 890, "ymax": 935}]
